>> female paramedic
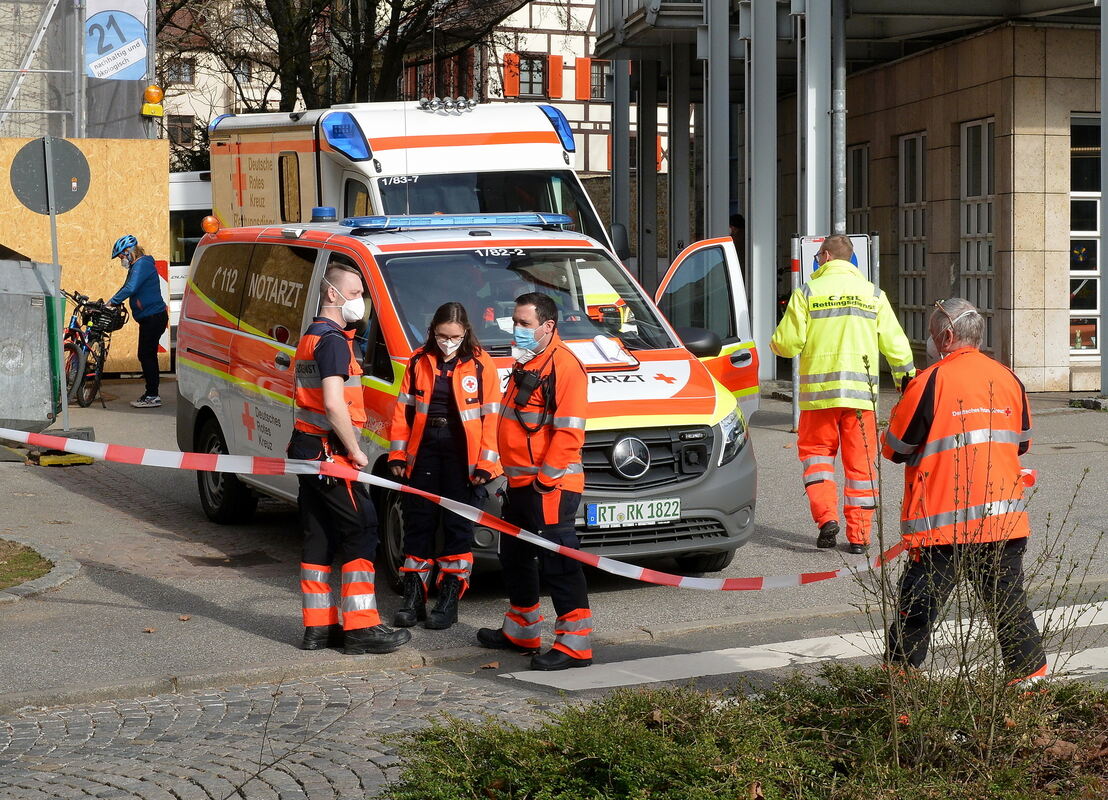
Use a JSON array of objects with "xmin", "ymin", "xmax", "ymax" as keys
[
  {"xmin": 387, "ymin": 302, "xmax": 502, "ymax": 630},
  {"xmin": 107, "ymin": 234, "xmax": 168, "ymax": 409}
]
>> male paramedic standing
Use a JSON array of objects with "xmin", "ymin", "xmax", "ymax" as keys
[
  {"xmin": 882, "ymin": 298, "xmax": 1046, "ymax": 683},
  {"xmin": 476, "ymin": 292, "xmax": 593, "ymax": 671},
  {"xmin": 770, "ymin": 235, "xmax": 916, "ymax": 554},
  {"xmin": 287, "ymin": 262, "xmax": 410, "ymax": 656}
]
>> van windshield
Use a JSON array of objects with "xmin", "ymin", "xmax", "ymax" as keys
[
  {"xmin": 376, "ymin": 170, "xmax": 608, "ymax": 245},
  {"xmin": 376, "ymin": 248, "xmax": 676, "ymax": 354}
]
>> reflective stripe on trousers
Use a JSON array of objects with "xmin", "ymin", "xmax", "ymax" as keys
[
  {"xmin": 552, "ymin": 608, "xmax": 593, "ymax": 659},
  {"xmin": 502, "ymin": 602, "xmax": 543, "ymax": 649},
  {"xmin": 400, "ymin": 555, "xmax": 433, "ymax": 592},
  {"xmin": 436, "ymin": 552, "xmax": 473, "ymax": 595},
  {"xmin": 300, "ymin": 562, "xmax": 337, "ymax": 627},
  {"xmin": 340, "ymin": 558, "xmax": 380, "ymax": 630}
]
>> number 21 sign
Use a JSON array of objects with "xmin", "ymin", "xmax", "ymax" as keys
[{"xmin": 84, "ymin": 0, "xmax": 149, "ymax": 81}]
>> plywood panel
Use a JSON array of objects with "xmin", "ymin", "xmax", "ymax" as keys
[{"xmin": 0, "ymin": 138, "xmax": 170, "ymax": 373}]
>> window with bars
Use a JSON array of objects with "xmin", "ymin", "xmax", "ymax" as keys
[
  {"xmin": 1070, "ymin": 117, "xmax": 1101, "ymax": 356},
  {"xmin": 165, "ymin": 58, "xmax": 195, "ymax": 85},
  {"xmin": 847, "ymin": 144, "xmax": 869, "ymax": 234},
  {"xmin": 231, "ymin": 58, "xmax": 253, "ymax": 84},
  {"xmin": 166, "ymin": 114, "xmax": 195, "ymax": 146},
  {"xmin": 898, "ymin": 133, "xmax": 928, "ymax": 342},
  {"xmin": 960, "ymin": 119, "xmax": 995, "ymax": 348},
  {"xmin": 518, "ymin": 54, "xmax": 546, "ymax": 97},
  {"xmin": 590, "ymin": 60, "xmax": 610, "ymax": 101}
]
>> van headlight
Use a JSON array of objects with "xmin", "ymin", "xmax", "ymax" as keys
[{"xmin": 718, "ymin": 409, "xmax": 747, "ymax": 466}]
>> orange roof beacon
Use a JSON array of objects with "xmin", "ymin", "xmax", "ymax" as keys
[{"xmin": 176, "ymin": 211, "xmax": 759, "ymax": 586}]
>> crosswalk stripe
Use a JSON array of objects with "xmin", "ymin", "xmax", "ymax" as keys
[{"xmin": 505, "ymin": 601, "xmax": 1108, "ymax": 691}]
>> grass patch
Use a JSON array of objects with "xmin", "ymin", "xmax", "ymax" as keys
[
  {"xmin": 0, "ymin": 539, "xmax": 52, "ymax": 590},
  {"xmin": 388, "ymin": 665, "xmax": 1108, "ymax": 800}
]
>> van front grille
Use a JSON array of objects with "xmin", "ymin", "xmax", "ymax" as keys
[{"xmin": 577, "ymin": 517, "xmax": 727, "ymax": 548}]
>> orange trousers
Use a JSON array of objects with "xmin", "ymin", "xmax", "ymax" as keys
[{"xmin": 797, "ymin": 408, "xmax": 878, "ymax": 545}]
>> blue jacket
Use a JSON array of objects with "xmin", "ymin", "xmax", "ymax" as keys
[{"xmin": 110, "ymin": 255, "xmax": 167, "ymax": 320}]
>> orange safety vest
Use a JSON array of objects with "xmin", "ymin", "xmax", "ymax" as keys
[
  {"xmin": 388, "ymin": 347, "xmax": 503, "ymax": 479},
  {"xmin": 498, "ymin": 331, "xmax": 588, "ymax": 492},
  {"xmin": 882, "ymin": 347, "xmax": 1032, "ymax": 548},
  {"xmin": 293, "ymin": 318, "xmax": 366, "ymax": 436}
]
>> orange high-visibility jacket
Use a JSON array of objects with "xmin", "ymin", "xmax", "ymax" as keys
[
  {"xmin": 498, "ymin": 331, "xmax": 588, "ymax": 492},
  {"xmin": 387, "ymin": 347, "xmax": 503, "ymax": 479},
  {"xmin": 293, "ymin": 319, "xmax": 366, "ymax": 436},
  {"xmin": 882, "ymin": 347, "xmax": 1032, "ymax": 547}
]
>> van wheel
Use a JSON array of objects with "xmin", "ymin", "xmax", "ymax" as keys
[
  {"xmin": 378, "ymin": 491, "xmax": 406, "ymax": 594},
  {"xmin": 674, "ymin": 550, "xmax": 735, "ymax": 574},
  {"xmin": 196, "ymin": 419, "xmax": 258, "ymax": 524}
]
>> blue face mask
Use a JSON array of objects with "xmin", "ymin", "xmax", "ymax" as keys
[{"xmin": 513, "ymin": 325, "xmax": 539, "ymax": 351}]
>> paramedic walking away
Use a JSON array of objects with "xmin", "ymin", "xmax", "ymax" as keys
[
  {"xmin": 882, "ymin": 298, "xmax": 1046, "ymax": 683},
  {"xmin": 107, "ymin": 235, "xmax": 168, "ymax": 408},
  {"xmin": 288, "ymin": 262, "xmax": 410, "ymax": 656},
  {"xmin": 388, "ymin": 302, "xmax": 502, "ymax": 630},
  {"xmin": 770, "ymin": 234, "xmax": 916, "ymax": 554},
  {"xmin": 477, "ymin": 292, "xmax": 594, "ymax": 671}
]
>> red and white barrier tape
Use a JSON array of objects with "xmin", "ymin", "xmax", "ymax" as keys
[{"xmin": 0, "ymin": 427, "xmax": 905, "ymax": 590}]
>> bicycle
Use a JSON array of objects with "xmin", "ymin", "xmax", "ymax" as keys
[{"xmin": 62, "ymin": 290, "xmax": 128, "ymax": 408}]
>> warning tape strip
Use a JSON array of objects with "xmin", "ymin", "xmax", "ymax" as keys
[{"xmin": 0, "ymin": 427, "xmax": 906, "ymax": 591}]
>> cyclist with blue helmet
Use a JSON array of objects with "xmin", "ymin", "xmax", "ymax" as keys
[{"xmin": 107, "ymin": 234, "xmax": 168, "ymax": 408}]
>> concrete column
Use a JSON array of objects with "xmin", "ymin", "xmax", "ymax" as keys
[
  {"xmin": 831, "ymin": 0, "xmax": 846, "ymax": 235},
  {"xmin": 704, "ymin": 0, "xmax": 729, "ymax": 238},
  {"xmin": 668, "ymin": 46, "xmax": 692, "ymax": 258},
  {"xmin": 750, "ymin": 0, "xmax": 778, "ymax": 379},
  {"xmin": 636, "ymin": 61, "xmax": 659, "ymax": 290},
  {"xmin": 803, "ymin": 0, "xmax": 831, "ymax": 237}
]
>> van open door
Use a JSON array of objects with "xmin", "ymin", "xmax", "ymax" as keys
[{"xmin": 656, "ymin": 237, "xmax": 759, "ymax": 420}]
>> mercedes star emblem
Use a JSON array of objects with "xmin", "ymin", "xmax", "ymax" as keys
[{"xmin": 611, "ymin": 436, "xmax": 650, "ymax": 480}]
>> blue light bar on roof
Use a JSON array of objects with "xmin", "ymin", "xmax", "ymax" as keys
[
  {"xmin": 321, "ymin": 111, "xmax": 371, "ymax": 161},
  {"xmin": 538, "ymin": 104, "xmax": 576, "ymax": 153},
  {"xmin": 208, "ymin": 113, "xmax": 234, "ymax": 132},
  {"xmin": 340, "ymin": 213, "xmax": 574, "ymax": 229}
]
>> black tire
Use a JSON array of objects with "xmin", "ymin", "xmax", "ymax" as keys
[
  {"xmin": 63, "ymin": 342, "xmax": 86, "ymax": 401},
  {"xmin": 196, "ymin": 418, "xmax": 258, "ymax": 524},
  {"xmin": 75, "ymin": 341, "xmax": 105, "ymax": 407},
  {"xmin": 378, "ymin": 489, "xmax": 406, "ymax": 594},
  {"xmin": 674, "ymin": 550, "xmax": 736, "ymax": 574}
]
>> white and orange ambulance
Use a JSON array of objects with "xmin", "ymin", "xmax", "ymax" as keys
[
  {"xmin": 176, "ymin": 212, "xmax": 757, "ymax": 587},
  {"xmin": 207, "ymin": 101, "xmax": 614, "ymax": 250}
]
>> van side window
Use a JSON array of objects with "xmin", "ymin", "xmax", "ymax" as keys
[
  {"xmin": 322, "ymin": 253, "xmax": 390, "ymax": 378},
  {"xmin": 345, "ymin": 179, "xmax": 372, "ymax": 217},
  {"xmin": 187, "ymin": 243, "xmax": 253, "ymax": 328},
  {"xmin": 657, "ymin": 246, "xmax": 737, "ymax": 342},
  {"xmin": 239, "ymin": 245, "xmax": 315, "ymax": 346},
  {"xmin": 278, "ymin": 153, "xmax": 301, "ymax": 223}
]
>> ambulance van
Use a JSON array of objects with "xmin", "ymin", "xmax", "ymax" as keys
[
  {"xmin": 176, "ymin": 212, "xmax": 758, "ymax": 588},
  {"xmin": 207, "ymin": 101, "xmax": 616, "ymax": 251}
]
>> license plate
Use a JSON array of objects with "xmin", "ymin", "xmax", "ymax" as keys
[{"xmin": 586, "ymin": 498, "xmax": 681, "ymax": 529}]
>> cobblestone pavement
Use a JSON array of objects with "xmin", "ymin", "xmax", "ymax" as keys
[{"xmin": 0, "ymin": 668, "xmax": 555, "ymax": 799}]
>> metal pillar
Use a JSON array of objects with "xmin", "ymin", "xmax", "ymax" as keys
[
  {"xmin": 611, "ymin": 60, "xmax": 632, "ymax": 265},
  {"xmin": 668, "ymin": 45, "xmax": 691, "ymax": 258},
  {"xmin": 636, "ymin": 61, "xmax": 659, "ymax": 290},
  {"xmin": 1101, "ymin": 0, "xmax": 1108, "ymax": 394},
  {"xmin": 750, "ymin": 0, "xmax": 777, "ymax": 380},
  {"xmin": 831, "ymin": 0, "xmax": 846, "ymax": 235},
  {"xmin": 704, "ymin": 0, "xmax": 729, "ymax": 238},
  {"xmin": 802, "ymin": 0, "xmax": 831, "ymax": 237}
]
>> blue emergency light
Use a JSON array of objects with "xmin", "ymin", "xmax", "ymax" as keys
[
  {"xmin": 339, "ymin": 213, "xmax": 574, "ymax": 230},
  {"xmin": 321, "ymin": 111, "xmax": 372, "ymax": 161},
  {"xmin": 539, "ymin": 105, "xmax": 576, "ymax": 153}
]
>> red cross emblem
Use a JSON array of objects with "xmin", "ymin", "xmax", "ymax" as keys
[
  {"xmin": 241, "ymin": 402, "xmax": 255, "ymax": 440},
  {"xmin": 654, "ymin": 373, "xmax": 676, "ymax": 384}
]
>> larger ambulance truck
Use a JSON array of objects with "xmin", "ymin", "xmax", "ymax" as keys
[{"xmin": 207, "ymin": 101, "xmax": 614, "ymax": 250}]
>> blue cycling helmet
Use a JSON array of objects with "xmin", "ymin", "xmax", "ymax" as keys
[{"xmin": 111, "ymin": 234, "xmax": 138, "ymax": 259}]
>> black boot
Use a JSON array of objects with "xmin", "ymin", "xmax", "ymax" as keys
[
  {"xmin": 476, "ymin": 627, "xmax": 538, "ymax": 653},
  {"xmin": 300, "ymin": 624, "xmax": 343, "ymax": 650},
  {"xmin": 392, "ymin": 573, "xmax": 427, "ymax": 628},
  {"xmin": 817, "ymin": 521, "xmax": 839, "ymax": 549},
  {"xmin": 425, "ymin": 575, "xmax": 463, "ymax": 630},
  {"xmin": 531, "ymin": 648, "xmax": 592, "ymax": 671},
  {"xmin": 342, "ymin": 624, "xmax": 411, "ymax": 655}
]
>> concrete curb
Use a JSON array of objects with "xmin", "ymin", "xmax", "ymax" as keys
[{"xmin": 0, "ymin": 535, "xmax": 81, "ymax": 605}]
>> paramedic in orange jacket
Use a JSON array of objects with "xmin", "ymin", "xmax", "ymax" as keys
[
  {"xmin": 476, "ymin": 292, "xmax": 593, "ymax": 671},
  {"xmin": 387, "ymin": 302, "xmax": 502, "ymax": 631},
  {"xmin": 288, "ymin": 263, "xmax": 410, "ymax": 656},
  {"xmin": 882, "ymin": 298, "xmax": 1046, "ymax": 683}
]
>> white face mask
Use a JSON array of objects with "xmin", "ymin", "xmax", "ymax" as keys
[
  {"xmin": 926, "ymin": 335, "xmax": 941, "ymax": 363},
  {"xmin": 511, "ymin": 345, "xmax": 535, "ymax": 364},
  {"xmin": 436, "ymin": 337, "xmax": 462, "ymax": 356},
  {"xmin": 323, "ymin": 278, "xmax": 365, "ymax": 324}
]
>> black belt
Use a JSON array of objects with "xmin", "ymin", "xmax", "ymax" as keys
[{"xmin": 427, "ymin": 416, "xmax": 451, "ymax": 428}]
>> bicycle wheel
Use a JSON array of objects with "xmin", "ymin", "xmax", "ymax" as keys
[
  {"xmin": 76, "ymin": 340, "xmax": 105, "ymax": 407},
  {"xmin": 63, "ymin": 341, "xmax": 86, "ymax": 400}
]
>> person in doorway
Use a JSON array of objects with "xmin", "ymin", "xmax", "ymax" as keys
[
  {"xmin": 107, "ymin": 235, "xmax": 168, "ymax": 408},
  {"xmin": 770, "ymin": 234, "xmax": 916, "ymax": 554},
  {"xmin": 387, "ymin": 302, "xmax": 502, "ymax": 631},
  {"xmin": 288, "ymin": 262, "xmax": 410, "ymax": 656},
  {"xmin": 882, "ymin": 298, "xmax": 1046, "ymax": 684},
  {"xmin": 476, "ymin": 292, "xmax": 593, "ymax": 671}
]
